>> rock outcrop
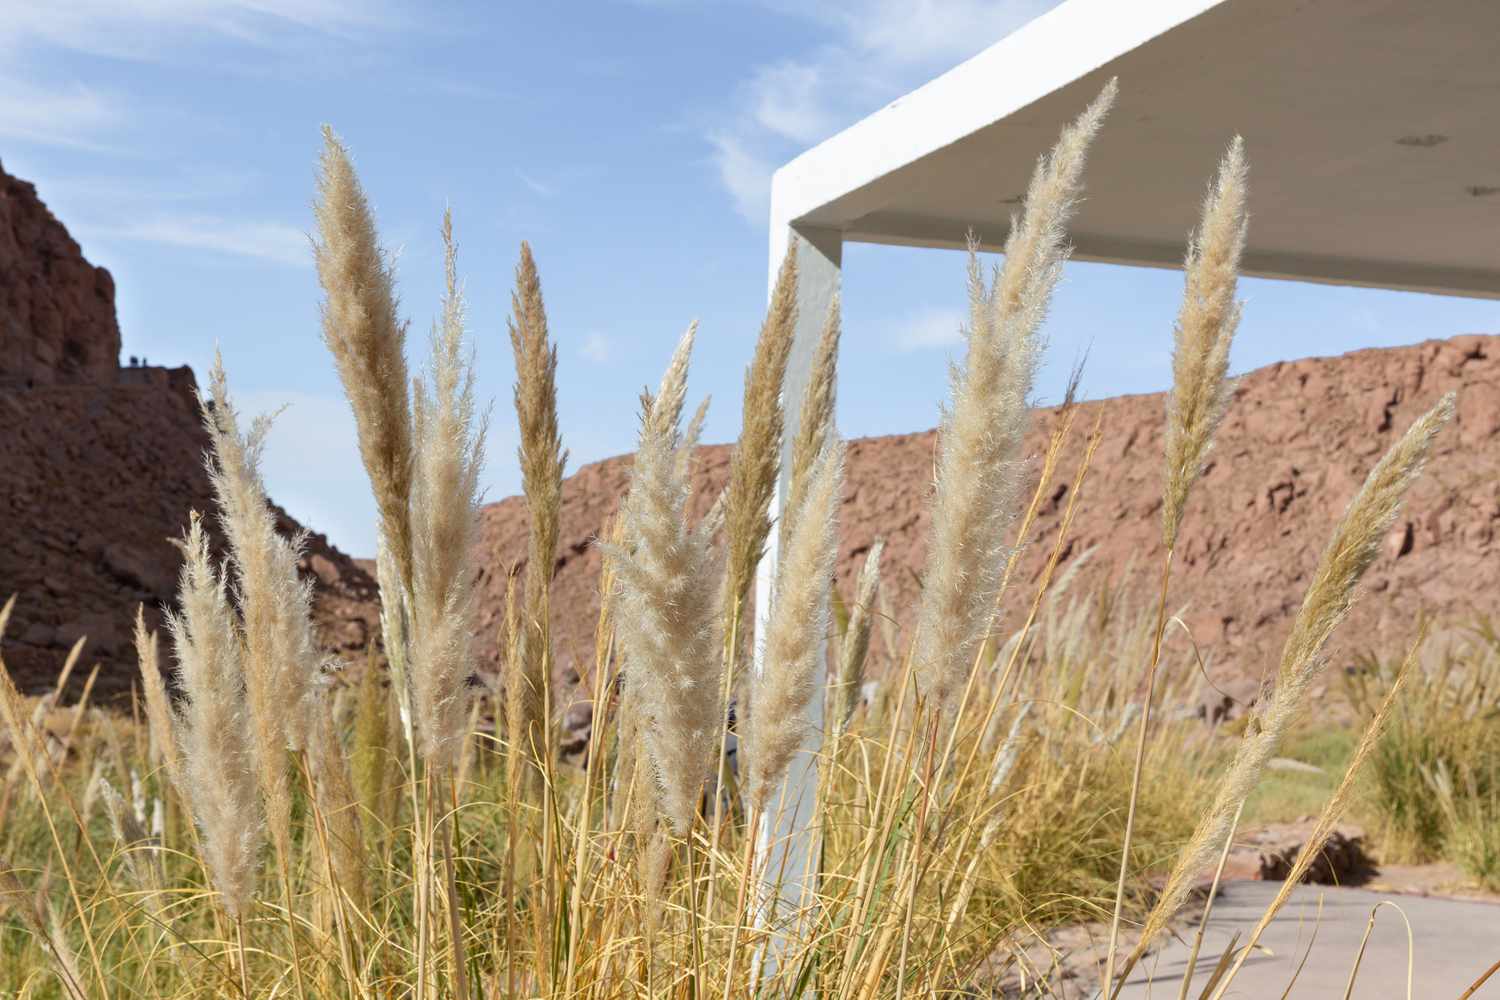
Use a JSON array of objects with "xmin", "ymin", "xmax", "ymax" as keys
[
  {"xmin": 0, "ymin": 162, "xmax": 377, "ymax": 699},
  {"xmin": 472, "ymin": 333, "xmax": 1500, "ymax": 706},
  {"xmin": 0, "ymin": 162, "xmax": 120, "ymax": 387}
]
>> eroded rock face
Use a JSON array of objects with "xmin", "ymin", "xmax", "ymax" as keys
[
  {"xmin": 0, "ymin": 161, "xmax": 120, "ymax": 387},
  {"xmin": 0, "ymin": 364, "xmax": 382, "ymax": 699},
  {"xmin": 0, "ymin": 163, "xmax": 379, "ymax": 699},
  {"xmin": 473, "ymin": 333, "xmax": 1500, "ymax": 706}
]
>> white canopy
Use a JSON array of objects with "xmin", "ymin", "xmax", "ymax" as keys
[
  {"xmin": 751, "ymin": 0, "xmax": 1500, "ymax": 937},
  {"xmin": 769, "ymin": 0, "xmax": 1500, "ymax": 298}
]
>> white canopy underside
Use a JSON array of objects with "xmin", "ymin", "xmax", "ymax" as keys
[{"xmin": 770, "ymin": 0, "xmax": 1500, "ymax": 298}]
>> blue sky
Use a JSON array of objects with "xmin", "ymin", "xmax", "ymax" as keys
[{"xmin": 5, "ymin": 0, "xmax": 1498, "ymax": 556}]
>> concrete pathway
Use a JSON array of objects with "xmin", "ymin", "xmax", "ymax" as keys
[{"xmin": 1114, "ymin": 881, "xmax": 1500, "ymax": 998}]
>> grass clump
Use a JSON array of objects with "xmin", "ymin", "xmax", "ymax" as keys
[
  {"xmin": 0, "ymin": 83, "xmax": 1465, "ymax": 1000},
  {"xmin": 1351, "ymin": 622, "xmax": 1500, "ymax": 881}
]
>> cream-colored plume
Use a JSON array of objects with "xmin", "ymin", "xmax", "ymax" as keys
[
  {"xmin": 408, "ymin": 212, "xmax": 486, "ymax": 770},
  {"xmin": 1163, "ymin": 136, "xmax": 1248, "ymax": 548},
  {"xmin": 165, "ymin": 513, "xmax": 261, "ymax": 919},
  {"xmin": 745, "ymin": 432, "xmax": 844, "ymax": 811},
  {"xmin": 609, "ymin": 324, "xmax": 725, "ymax": 834},
  {"xmin": 914, "ymin": 81, "xmax": 1116, "ymax": 712}
]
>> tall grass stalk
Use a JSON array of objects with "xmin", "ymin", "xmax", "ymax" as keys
[
  {"xmin": 1208, "ymin": 635, "xmax": 1422, "ymax": 999},
  {"xmin": 507, "ymin": 240, "xmax": 567, "ymax": 801},
  {"xmin": 1101, "ymin": 135, "xmax": 1248, "ymax": 991},
  {"xmin": 1112, "ymin": 394, "xmax": 1455, "ymax": 994}
]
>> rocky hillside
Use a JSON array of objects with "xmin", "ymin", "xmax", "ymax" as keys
[
  {"xmin": 0, "ymin": 161, "xmax": 378, "ymax": 698},
  {"xmin": 473, "ymin": 333, "xmax": 1499, "ymax": 706},
  {"xmin": 4, "ymin": 159, "xmax": 1495, "ymax": 713}
]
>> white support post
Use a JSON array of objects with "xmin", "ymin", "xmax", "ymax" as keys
[{"xmin": 752, "ymin": 222, "xmax": 842, "ymax": 962}]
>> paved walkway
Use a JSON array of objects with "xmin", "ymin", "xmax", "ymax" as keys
[{"xmin": 1114, "ymin": 880, "xmax": 1500, "ymax": 998}]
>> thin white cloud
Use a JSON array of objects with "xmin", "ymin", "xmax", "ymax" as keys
[
  {"xmin": 0, "ymin": 79, "xmax": 125, "ymax": 149},
  {"xmin": 89, "ymin": 216, "xmax": 310, "ymax": 267},
  {"xmin": 891, "ymin": 305, "xmax": 965, "ymax": 352},
  {"xmin": 580, "ymin": 332, "xmax": 613, "ymax": 364},
  {"xmin": 0, "ymin": 0, "xmax": 397, "ymax": 60},
  {"xmin": 710, "ymin": 0, "xmax": 1059, "ymax": 225},
  {"xmin": 747, "ymin": 61, "xmax": 836, "ymax": 144},
  {"xmin": 515, "ymin": 168, "xmax": 556, "ymax": 198},
  {"xmin": 819, "ymin": 0, "xmax": 1054, "ymax": 67},
  {"xmin": 709, "ymin": 131, "xmax": 776, "ymax": 224}
]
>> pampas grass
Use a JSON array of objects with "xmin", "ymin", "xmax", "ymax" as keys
[
  {"xmin": 723, "ymin": 249, "xmax": 798, "ymax": 624},
  {"xmin": 408, "ymin": 212, "xmax": 486, "ymax": 770},
  {"xmin": 4, "ymin": 102, "xmax": 1477, "ymax": 1000},
  {"xmin": 1163, "ymin": 136, "xmax": 1248, "ymax": 548},
  {"xmin": 164, "ymin": 513, "xmax": 261, "ymax": 921},
  {"xmin": 745, "ymin": 432, "xmax": 844, "ymax": 811},
  {"xmin": 914, "ymin": 80, "xmax": 1115, "ymax": 713},
  {"xmin": 1104, "ymin": 134, "xmax": 1250, "ymax": 984},
  {"xmin": 831, "ymin": 537, "xmax": 884, "ymax": 736},
  {"xmin": 199, "ymin": 355, "xmax": 322, "ymax": 859},
  {"xmin": 610, "ymin": 324, "xmax": 725, "ymax": 834},
  {"xmin": 315, "ymin": 127, "xmax": 415, "ymax": 597},
  {"xmin": 131, "ymin": 608, "xmax": 181, "ymax": 794},
  {"xmin": 506, "ymin": 240, "xmax": 567, "ymax": 793},
  {"xmin": 1114, "ymin": 394, "xmax": 1456, "ymax": 992},
  {"xmin": 782, "ymin": 298, "xmax": 840, "ymax": 550}
]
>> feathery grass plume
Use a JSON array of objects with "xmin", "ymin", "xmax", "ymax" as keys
[
  {"xmin": 200, "ymin": 355, "xmax": 321, "ymax": 854},
  {"xmin": 1162, "ymin": 136, "xmax": 1248, "ymax": 548},
  {"xmin": 609, "ymin": 323, "xmax": 725, "ymax": 833},
  {"xmin": 745, "ymin": 433, "xmax": 844, "ymax": 811},
  {"xmin": 165, "ymin": 513, "xmax": 260, "ymax": 920},
  {"xmin": 831, "ymin": 538, "xmax": 884, "ymax": 734},
  {"xmin": 132, "ymin": 608, "xmax": 182, "ymax": 794},
  {"xmin": 913, "ymin": 81, "xmax": 1116, "ymax": 712},
  {"xmin": 781, "ymin": 296, "xmax": 840, "ymax": 550},
  {"xmin": 674, "ymin": 395, "xmax": 711, "ymax": 482},
  {"xmin": 506, "ymin": 240, "xmax": 567, "ymax": 790},
  {"xmin": 315, "ymin": 127, "xmax": 415, "ymax": 594},
  {"xmin": 722, "ymin": 248, "xmax": 798, "ymax": 623},
  {"xmin": 409, "ymin": 212, "xmax": 486, "ymax": 769},
  {"xmin": 1121, "ymin": 393, "xmax": 1455, "ymax": 973}
]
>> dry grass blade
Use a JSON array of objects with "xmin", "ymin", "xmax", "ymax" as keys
[
  {"xmin": 913, "ymin": 79, "xmax": 1116, "ymax": 712},
  {"xmin": 0, "ymin": 861, "xmax": 87, "ymax": 1000}
]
